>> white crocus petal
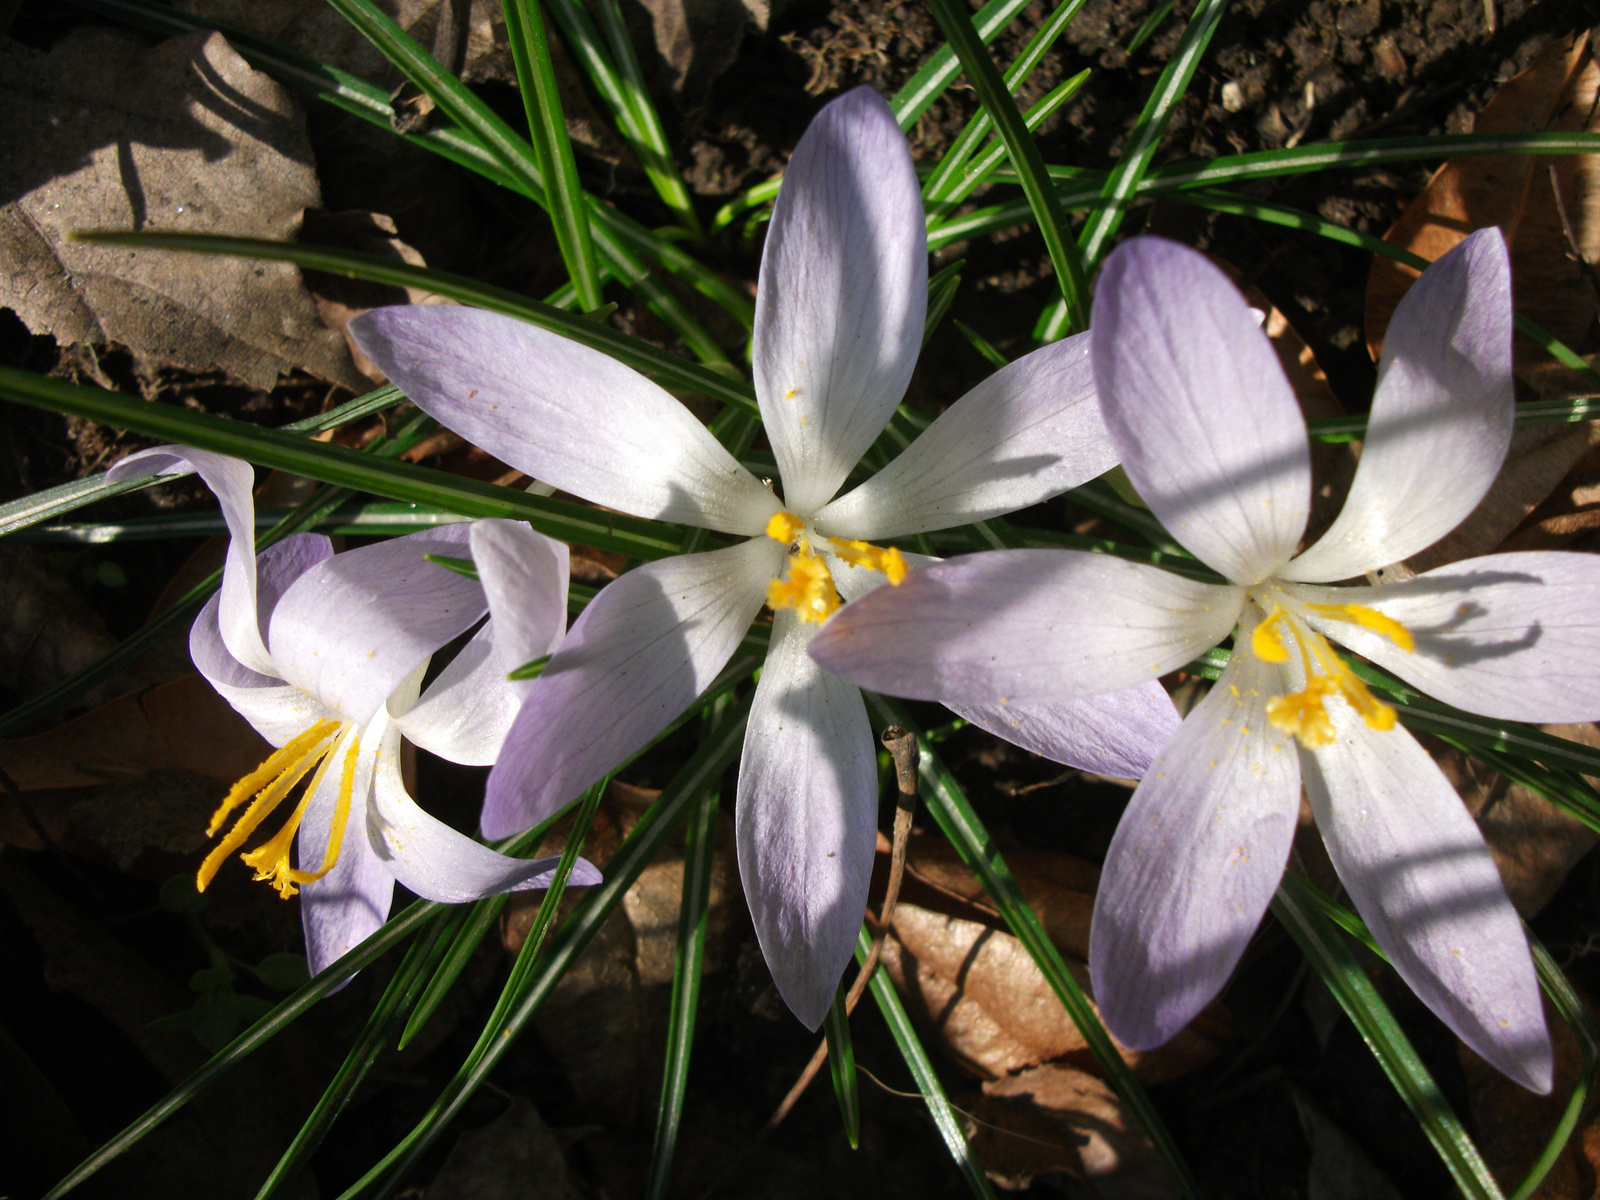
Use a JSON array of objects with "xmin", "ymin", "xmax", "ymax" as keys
[
  {"xmin": 483, "ymin": 537, "xmax": 784, "ymax": 839},
  {"xmin": 1092, "ymin": 238, "xmax": 1311, "ymax": 586},
  {"xmin": 813, "ymin": 333, "xmax": 1115, "ymax": 539},
  {"xmin": 736, "ymin": 610, "xmax": 878, "ymax": 1030},
  {"xmin": 109, "ymin": 446, "xmax": 274, "ymax": 675},
  {"xmin": 351, "ymin": 305, "xmax": 780, "ymax": 535},
  {"xmin": 1303, "ymin": 699, "xmax": 1552, "ymax": 1093},
  {"xmin": 1287, "ymin": 551, "xmax": 1600, "ymax": 723},
  {"xmin": 951, "ymin": 679, "xmax": 1182, "ymax": 780},
  {"xmin": 1089, "ymin": 650, "xmax": 1301, "ymax": 1049},
  {"xmin": 469, "ymin": 519, "xmax": 570, "ymax": 675},
  {"xmin": 1282, "ymin": 229, "xmax": 1514, "ymax": 582},
  {"xmin": 391, "ymin": 620, "xmax": 516, "ymax": 766},
  {"xmin": 808, "ymin": 550, "xmax": 1244, "ymax": 707},
  {"xmin": 297, "ymin": 723, "xmax": 392, "ymax": 978},
  {"xmin": 269, "ymin": 524, "xmax": 486, "ymax": 727},
  {"xmin": 190, "ymin": 592, "xmax": 331, "ymax": 746},
  {"xmin": 365, "ymin": 705, "xmax": 599, "ymax": 904},
  {"xmin": 752, "ymin": 86, "xmax": 927, "ymax": 514}
]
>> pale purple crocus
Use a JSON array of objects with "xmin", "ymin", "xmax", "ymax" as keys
[
  {"xmin": 812, "ymin": 228, "xmax": 1600, "ymax": 1091},
  {"xmin": 108, "ymin": 447, "xmax": 598, "ymax": 976},
  {"xmin": 348, "ymin": 86, "xmax": 1178, "ymax": 1028}
]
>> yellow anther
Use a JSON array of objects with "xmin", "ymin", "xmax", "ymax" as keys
[
  {"xmin": 1266, "ymin": 679, "xmax": 1338, "ymax": 748},
  {"xmin": 766, "ymin": 550, "xmax": 841, "ymax": 624},
  {"xmin": 1250, "ymin": 608, "xmax": 1290, "ymax": 664},
  {"xmin": 766, "ymin": 511, "xmax": 806, "ymax": 544},
  {"xmin": 240, "ymin": 733, "xmax": 361, "ymax": 898},
  {"xmin": 1307, "ymin": 602, "xmax": 1416, "ymax": 653},
  {"xmin": 827, "ymin": 536, "xmax": 908, "ymax": 585}
]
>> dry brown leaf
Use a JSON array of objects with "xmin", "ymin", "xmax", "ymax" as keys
[
  {"xmin": 0, "ymin": 29, "xmax": 364, "ymax": 390},
  {"xmin": 970, "ymin": 1063, "xmax": 1178, "ymax": 1198},
  {"xmin": 1367, "ymin": 32, "xmax": 1599, "ymax": 370},
  {"xmin": 427, "ymin": 1095, "xmax": 587, "ymax": 1200}
]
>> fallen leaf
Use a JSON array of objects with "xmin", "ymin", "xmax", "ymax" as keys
[
  {"xmin": 427, "ymin": 1095, "xmax": 587, "ymax": 1200},
  {"xmin": 0, "ymin": 28, "xmax": 364, "ymax": 390}
]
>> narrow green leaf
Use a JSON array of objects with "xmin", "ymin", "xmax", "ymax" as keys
[
  {"xmin": 335, "ymin": 700, "xmax": 751, "ymax": 1200},
  {"xmin": 70, "ymin": 230, "xmax": 756, "ymax": 413},
  {"xmin": 890, "ymin": 0, "xmax": 1035, "ymax": 129},
  {"xmin": 506, "ymin": 653, "xmax": 553, "ymax": 682},
  {"xmin": 925, "ymin": 0, "xmax": 1090, "ymax": 335},
  {"xmin": 503, "ymin": 0, "xmax": 603, "ymax": 309},
  {"xmin": 952, "ymin": 319, "xmax": 1009, "ymax": 368},
  {"xmin": 1273, "ymin": 872, "xmax": 1504, "ymax": 1200},
  {"xmin": 855, "ymin": 926, "xmax": 998, "ymax": 1198},
  {"xmin": 1125, "ymin": 0, "xmax": 1177, "ymax": 52},
  {"xmin": 399, "ymin": 897, "xmax": 510, "ymax": 1050},
  {"xmin": 823, "ymin": 982, "xmax": 862, "ymax": 1149},
  {"xmin": 1513, "ymin": 933, "xmax": 1600, "ymax": 1200},
  {"xmin": 1035, "ymin": 0, "xmax": 1227, "ymax": 341},
  {"xmin": 864, "ymin": 695, "xmax": 1203, "ymax": 1199},
  {"xmin": 423, "ymin": 552, "xmax": 479, "ymax": 580},
  {"xmin": 0, "ymin": 365, "xmax": 687, "ymax": 560},
  {"xmin": 645, "ymin": 774, "xmax": 722, "ymax": 1199},
  {"xmin": 922, "ymin": 259, "xmax": 963, "ymax": 347}
]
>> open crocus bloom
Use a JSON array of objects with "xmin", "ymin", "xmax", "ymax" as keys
[
  {"xmin": 107, "ymin": 447, "xmax": 598, "ymax": 976},
  {"xmin": 349, "ymin": 85, "xmax": 1178, "ymax": 1028},
  {"xmin": 812, "ymin": 228, "xmax": 1600, "ymax": 1091}
]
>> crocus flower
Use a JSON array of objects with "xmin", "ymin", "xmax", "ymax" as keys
[
  {"xmin": 812, "ymin": 228, "xmax": 1600, "ymax": 1090},
  {"xmin": 108, "ymin": 446, "xmax": 598, "ymax": 975},
  {"xmin": 348, "ymin": 85, "xmax": 1177, "ymax": 1027}
]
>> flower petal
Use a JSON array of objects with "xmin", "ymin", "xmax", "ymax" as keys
[
  {"xmin": 752, "ymin": 86, "xmax": 927, "ymax": 513},
  {"xmin": 809, "ymin": 550, "xmax": 1243, "ymax": 706},
  {"xmin": 366, "ymin": 707, "xmax": 599, "ymax": 903},
  {"xmin": 951, "ymin": 678, "xmax": 1182, "ymax": 780},
  {"xmin": 350, "ymin": 306, "xmax": 778, "ymax": 534},
  {"xmin": 1092, "ymin": 238, "xmax": 1310, "ymax": 584},
  {"xmin": 392, "ymin": 520, "xmax": 572, "ymax": 765},
  {"xmin": 483, "ymin": 538, "xmax": 782, "ymax": 839},
  {"xmin": 1303, "ymin": 702, "xmax": 1552, "ymax": 1093},
  {"xmin": 269, "ymin": 524, "xmax": 487, "ymax": 726},
  {"xmin": 736, "ymin": 610, "xmax": 878, "ymax": 1030},
  {"xmin": 813, "ymin": 333, "xmax": 1115, "ymax": 539},
  {"xmin": 1089, "ymin": 650, "xmax": 1301, "ymax": 1049},
  {"xmin": 298, "ymin": 723, "xmax": 393, "ymax": 978},
  {"xmin": 1283, "ymin": 229, "xmax": 1514, "ymax": 582},
  {"xmin": 1289, "ymin": 551, "xmax": 1600, "ymax": 722},
  {"xmin": 109, "ymin": 446, "xmax": 272, "ymax": 674}
]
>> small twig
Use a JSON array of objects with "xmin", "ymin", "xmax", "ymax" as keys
[
  {"xmin": 1548, "ymin": 164, "xmax": 1600, "ymax": 310},
  {"xmin": 700, "ymin": 728, "xmax": 921, "ymax": 1197}
]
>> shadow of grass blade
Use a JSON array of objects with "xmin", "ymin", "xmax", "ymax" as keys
[
  {"xmin": 1272, "ymin": 872, "xmax": 1505, "ymax": 1200},
  {"xmin": 503, "ymin": 0, "xmax": 603, "ymax": 310},
  {"xmin": 925, "ymin": 0, "xmax": 1088, "ymax": 337},
  {"xmin": 254, "ymin": 910, "xmax": 468, "ymax": 1200},
  {"xmin": 864, "ymin": 694, "xmax": 1205, "ymax": 1199},
  {"xmin": 333, "ymin": 700, "xmax": 752, "ymax": 1200},
  {"xmin": 855, "ymin": 926, "xmax": 998, "ymax": 1198},
  {"xmin": 646, "ymin": 781, "xmax": 722, "ymax": 1200}
]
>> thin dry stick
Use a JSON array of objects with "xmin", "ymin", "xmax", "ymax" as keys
[
  {"xmin": 760, "ymin": 724, "xmax": 921, "ymax": 1134},
  {"xmin": 1548, "ymin": 163, "xmax": 1600, "ymax": 309}
]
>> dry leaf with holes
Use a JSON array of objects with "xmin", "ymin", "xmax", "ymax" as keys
[{"xmin": 0, "ymin": 29, "xmax": 364, "ymax": 391}]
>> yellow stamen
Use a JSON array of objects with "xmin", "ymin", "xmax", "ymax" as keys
[
  {"xmin": 827, "ymin": 537, "xmax": 907, "ymax": 585},
  {"xmin": 766, "ymin": 511, "xmax": 806, "ymax": 544},
  {"xmin": 1266, "ymin": 679, "xmax": 1339, "ymax": 747},
  {"xmin": 766, "ymin": 549, "xmax": 841, "ymax": 624},
  {"xmin": 1250, "ymin": 607, "xmax": 1290, "ymax": 664},
  {"xmin": 197, "ymin": 720, "xmax": 341, "ymax": 892},
  {"xmin": 240, "ymin": 731, "xmax": 362, "ymax": 898},
  {"xmin": 1258, "ymin": 608, "xmax": 1399, "ymax": 747},
  {"xmin": 1305, "ymin": 602, "xmax": 1416, "ymax": 652}
]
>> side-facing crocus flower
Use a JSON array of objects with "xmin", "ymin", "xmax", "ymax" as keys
[
  {"xmin": 108, "ymin": 446, "xmax": 598, "ymax": 975},
  {"xmin": 812, "ymin": 228, "xmax": 1600, "ymax": 1091},
  {"xmin": 348, "ymin": 86, "xmax": 1177, "ymax": 1027}
]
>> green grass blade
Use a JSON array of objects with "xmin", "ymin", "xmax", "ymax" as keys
[
  {"xmin": 398, "ymin": 895, "xmax": 511, "ymax": 1049},
  {"xmin": 645, "ymin": 779, "xmax": 721, "ymax": 1199},
  {"xmin": 855, "ymin": 926, "xmax": 998, "ymax": 1198},
  {"xmin": 334, "ymin": 700, "xmax": 751, "ymax": 1199},
  {"xmin": 1035, "ymin": 0, "xmax": 1227, "ymax": 341},
  {"xmin": 254, "ymin": 911, "xmax": 465, "ymax": 1200},
  {"xmin": 923, "ymin": 259, "xmax": 963, "ymax": 347},
  {"xmin": 1512, "ymin": 933, "xmax": 1599, "ymax": 1200},
  {"xmin": 1272, "ymin": 872, "xmax": 1504, "ymax": 1200},
  {"xmin": 929, "ymin": 72, "xmax": 1091, "ymax": 217},
  {"xmin": 863, "ymin": 694, "xmax": 1203, "ymax": 1199},
  {"xmin": 922, "ymin": 0, "xmax": 1090, "ymax": 203},
  {"xmin": 823, "ymin": 981, "xmax": 862, "ymax": 1149},
  {"xmin": 1125, "ymin": 0, "xmax": 1177, "ymax": 53},
  {"xmin": 502, "ymin": 0, "xmax": 603, "ymax": 310},
  {"xmin": 890, "ymin": 0, "xmax": 1034, "ymax": 129},
  {"xmin": 952, "ymin": 319, "xmax": 1009, "ymax": 367},
  {"xmin": 71, "ymin": 230, "xmax": 755, "ymax": 412},
  {"xmin": 925, "ymin": 0, "xmax": 1089, "ymax": 336}
]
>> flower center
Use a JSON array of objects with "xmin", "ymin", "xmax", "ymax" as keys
[
  {"xmin": 763, "ymin": 511, "xmax": 907, "ymax": 625},
  {"xmin": 1250, "ymin": 600, "xmax": 1414, "ymax": 748},
  {"xmin": 197, "ymin": 717, "xmax": 361, "ymax": 899}
]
